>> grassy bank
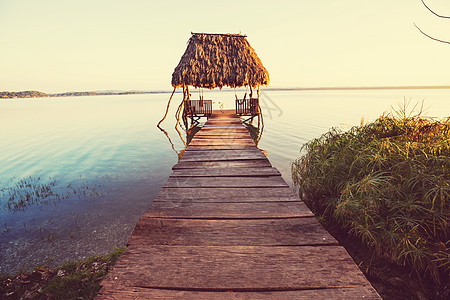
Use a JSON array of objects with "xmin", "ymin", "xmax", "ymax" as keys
[
  {"xmin": 0, "ymin": 247, "xmax": 125, "ymax": 299},
  {"xmin": 292, "ymin": 106, "xmax": 449, "ymax": 284}
]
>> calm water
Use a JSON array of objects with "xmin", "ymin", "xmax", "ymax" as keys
[{"xmin": 0, "ymin": 89, "xmax": 449, "ymax": 274}]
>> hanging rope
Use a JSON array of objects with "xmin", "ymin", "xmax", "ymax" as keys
[{"xmin": 157, "ymin": 87, "xmax": 177, "ymax": 128}]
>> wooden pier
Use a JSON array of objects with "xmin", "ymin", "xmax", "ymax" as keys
[{"xmin": 97, "ymin": 111, "xmax": 380, "ymax": 299}]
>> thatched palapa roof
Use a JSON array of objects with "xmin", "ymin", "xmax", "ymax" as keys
[{"xmin": 172, "ymin": 33, "xmax": 269, "ymax": 89}]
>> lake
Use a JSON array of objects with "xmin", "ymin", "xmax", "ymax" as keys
[{"xmin": 1, "ymin": 89, "xmax": 449, "ymax": 274}]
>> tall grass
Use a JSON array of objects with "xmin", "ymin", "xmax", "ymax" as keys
[{"xmin": 292, "ymin": 105, "xmax": 449, "ymax": 282}]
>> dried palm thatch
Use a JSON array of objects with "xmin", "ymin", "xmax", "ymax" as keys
[{"xmin": 172, "ymin": 33, "xmax": 269, "ymax": 89}]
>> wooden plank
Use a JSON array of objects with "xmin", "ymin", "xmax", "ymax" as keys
[
  {"xmin": 99, "ymin": 245, "xmax": 372, "ymax": 290},
  {"xmin": 201, "ymin": 125, "xmax": 245, "ymax": 129},
  {"xmin": 206, "ymin": 117, "xmax": 241, "ymax": 120},
  {"xmin": 189, "ymin": 139, "xmax": 256, "ymax": 146},
  {"xmin": 180, "ymin": 153, "xmax": 266, "ymax": 162},
  {"xmin": 170, "ymin": 167, "xmax": 280, "ymax": 177},
  {"xmin": 173, "ymin": 160, "xmax": 272, "ymax": 169},
  {"xmin": 152, "ymin": 187, "xmax": 299, "ymax": 202},
  {"xmin": 143, "ymin": 201, "xmax": 313, "ymax": 219},
  {"xmin": 183, "ymin": 148, "xmax": 262, "ymax": 154},
  {"xmin": 193, "ymin": 135, "xmax": 252, "ymax": 140},
  {"xmin": 204, "ymin": 121, "xmax": 243, "ymax": 125},
  {"xmin": 180, "ymin": 149, "xmax": 266, "ymax": 162},
  {"xmin": 195, "ymin": 129, "xmax": 250, "ymax": 134},
  {"xmin": 193, "ymin": 134, "xmax": 252, "ymax": 139},
  {"xmin": 193, "ymin": 136, "xmax": 251, "ymax": 141},
  {"xmin": 97, "ymin": 286, "xmax": 381, "ymax": 299},
  {"xmin": 186, "ymin": 145, "xmax": 256, "ymax": 150},
  {"xmin": 183, "ymin": 147, "xmax": 261, "ymax": 153},
  {"xmin": 196, "ymin": 127, "xmax": 249, "ymax": 132},
  {"xmin": 128, "ymin": 218, "xmax": 337, "ymax": 246},
  {"xmin": 198, "ymin": 127, "xmax": 249, "ymax": 133},
  {"xmin": 163, "ymin": 176, "xmax": 289, "ymax": 188}
]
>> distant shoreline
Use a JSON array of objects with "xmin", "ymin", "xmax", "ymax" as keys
[
  {"xmin": 268, "ymin": 85, "xmax": 450, "ymax": 91},
  {"xmin": 2, "ymin": 85, "xmax": 450, "ymax": 99},
  {"xmin": 0, "ymin": 90, "xmax": 169, "ymax": 99}
]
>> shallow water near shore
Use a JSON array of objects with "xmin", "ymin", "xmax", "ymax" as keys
[{"xmin": 0, "ymin": 89, "xmax": 449, "ymax": 274}]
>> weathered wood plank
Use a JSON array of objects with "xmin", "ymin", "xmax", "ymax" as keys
[
  {"xmin": 201, "ymin": 125, "xmax": 245, "ymax": 129},
  {"xmin": 96, "ymin": 286, "xmax": 381, "ymax": 300},
  {"xmin": 170, "ymin": 167, "xmax": 280, "ymax": 177},
  {"xmin": 186, "ymin": 145, "xmax": 256, "ymax": 150},
  {"xmin": 163, "ymin": 176, "xmax": 289, "ymax": 188},
  {"xmin": 180, "ymin": 149, "xmax": 266, "ymax": 162},
  {"xmin": 193, "ymin": 135, "xmax": 252, "ymax": 140},
  {"xmin": 182, "ymin": 148, "xmax": 263, "ymax": 156},
  {"xmin": 206, "ymin": 117, "xmax": 241, "ymax": 121},
  {"xmin": 196, "ymin": 128, "xmax": 249, "ymax": 133},
  {"xmin": 173, "ymin": 159, "xmax": 272, "ymax": 169},
  {"xmin": 143, "ymin": 201, "xmax": 312, "ymax": 219},
  {"xmin": 189, "ymin": 139, "xmax": 256, "ymax": 146},
  {"xmin": 180, "ymin": 153, "xmax": 266, "ymax": 162},
  {"xmin": 127, "ymin": 218, "xmax": 334, "ymax": 246},
  {"xmin": 99, "ymin": 245, "xmax": 371, "ymax": 290},
  {"xmin": 204, "ymin": 122, "xmax": 243, "ymax": 126},
  {"xmin": 198, "ymin": 128, "xmax": 249, "ymax": 133},
  {"xmin": 195, "ymin": 128, "xmax": 250, "ymax": 133},
  {"xmin": 152, "ymin": 187, "xmax": 299, "ymax": 202},
  {"xmin": 205, "ymin": 119, "xmax": 243, "ymax": 126}
]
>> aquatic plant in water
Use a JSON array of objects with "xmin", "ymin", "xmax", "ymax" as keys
[
  {"xmin": 0, "ymin": 177, "xmax": 60, "ymax": 213},
  {"xmin": 1, "ymin": 175, "xmax": 102, "ymax": 232},
  {"xmin": 292, "ymin": 103, "xmax": 449, "ymax": 282}
]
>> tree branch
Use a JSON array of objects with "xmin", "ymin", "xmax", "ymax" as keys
[
  {"xmin": 421, "ymin": 0, "xmax": 450, "ymax": 19},
  {"xmin": 414, "ymin": 23, "xmax": 450, "ymax": 44}
]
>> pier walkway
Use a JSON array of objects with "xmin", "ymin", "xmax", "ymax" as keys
[{"xmin": 97, "ymin": 111, "xmax": 380, "ymax": 299}]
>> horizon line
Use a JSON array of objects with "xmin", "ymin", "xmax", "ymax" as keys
[{"xmin": 4, "ymin": 85, "xmax": 450, "ymax": 95}]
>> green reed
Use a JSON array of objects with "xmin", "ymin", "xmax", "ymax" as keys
[{"xmin": 292, "ymin": 107, "xmax": 449, "ymax": 282}]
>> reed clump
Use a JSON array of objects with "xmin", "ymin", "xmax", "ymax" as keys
[{"xmin": 292, "ymin": 106, "xmax": 449, "ymax": 282}]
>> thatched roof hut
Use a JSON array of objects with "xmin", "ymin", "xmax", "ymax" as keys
[{"xmin": 172, "ymin": 33, "xmax": 269, "ymax": 89}]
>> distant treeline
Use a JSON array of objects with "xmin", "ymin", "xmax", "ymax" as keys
[
  {"xmin": 0, "ymin": 90, "xmax": 163, "ymax": 99},
  {"xmin": 0, "ymin": 91, "xmax": 48, "ymax": 99}
]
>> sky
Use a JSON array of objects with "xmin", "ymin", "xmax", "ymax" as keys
[{"xmin": 1, "ymin": 0, "xmax": 450, "ymax": 93}]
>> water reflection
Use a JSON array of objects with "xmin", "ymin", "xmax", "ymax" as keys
[
  {"xmin": 243, "ymin": 120, "xmax": 264, "ymax": 146},
  {"xmin": 157, "ymin": 109, "xmax": 265, "ymax": 158},
  {"xmin": 186, "ymin": 125, "xmax": 202, "ymax": 144}
]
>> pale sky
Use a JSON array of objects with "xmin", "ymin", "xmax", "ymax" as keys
[{"xmin": 1, "ymin": 0, "xmax": 449, "ymax": 93}]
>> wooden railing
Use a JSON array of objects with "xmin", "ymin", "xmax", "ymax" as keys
[
  {"xmin": 184, "ymin": 99, "xmax": 212, "ymax": 116},
  {"xmin": 236, "ymin": 98, "xmax": 259, "ymax": 116}
]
